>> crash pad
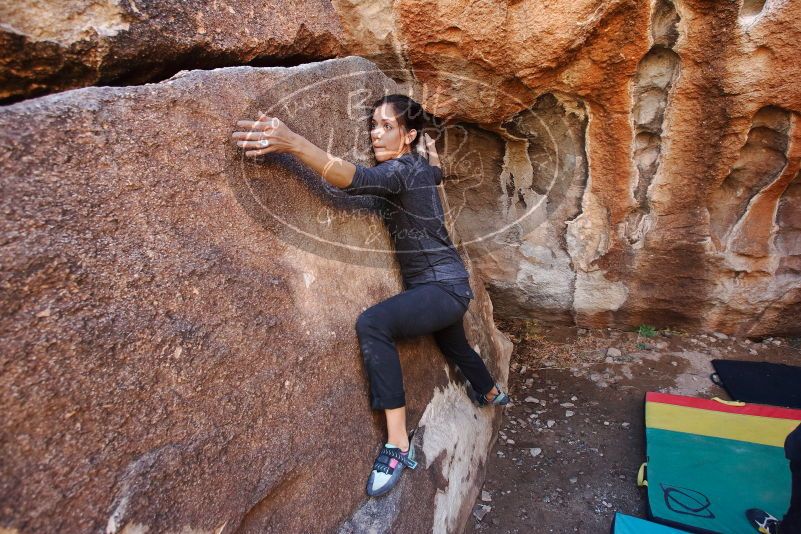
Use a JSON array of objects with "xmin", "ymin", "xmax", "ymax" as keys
[{"xmin": 642, "ymin": 392, "xmax": 801, "ymax": 533}]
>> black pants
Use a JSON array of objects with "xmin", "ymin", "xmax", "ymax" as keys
[
  {"xmin": 355, "ymin": 282, "xmax": 496, "ymax": 410},
  {"xmin": 783, "ymin": 424, "xmax": 801, "ymax": 532}
]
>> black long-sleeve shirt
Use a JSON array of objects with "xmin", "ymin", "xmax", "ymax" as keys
[{"xmin": 343, "ymin": 152, "xmax": 474, "ymax": 303}]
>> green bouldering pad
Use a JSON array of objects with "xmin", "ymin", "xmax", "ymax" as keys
[{"xmin": 642, "ymin": 392, "xmax": 801, "ymax": 533}]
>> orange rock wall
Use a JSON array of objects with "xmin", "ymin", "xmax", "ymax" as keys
[{"xmin": 344, "ymin": 0, "xmax": 801, "ymax": 335}]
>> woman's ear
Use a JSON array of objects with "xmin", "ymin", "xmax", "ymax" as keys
[{"xmin": 406, "ymin": 129, "xmax": 417, "ymax": 146}]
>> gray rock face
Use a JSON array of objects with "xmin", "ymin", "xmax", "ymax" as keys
[{"xmin": 0, "ymin": 56, "xmax": 510, "ymax": 533}]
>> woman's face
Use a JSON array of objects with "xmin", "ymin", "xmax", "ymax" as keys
[{"xmin": 369, "ymin": 103, "xmax": 416, "ymax": 163}]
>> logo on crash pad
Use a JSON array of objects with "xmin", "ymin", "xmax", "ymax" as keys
[{"xmin": 660, "ymin": 483, "xmax": 715, "ymax": 519}]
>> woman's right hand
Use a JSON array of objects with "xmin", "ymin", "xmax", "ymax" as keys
[
  {"xmin": 231, "ymin": 115, "xmax": 298, "ymax": 157},
  {"xmin": 232, "ymin": 113, "xmax": 357, "ymax": 188}
]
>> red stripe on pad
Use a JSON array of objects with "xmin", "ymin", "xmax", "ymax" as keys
[{"xmin": 646, "ymin": 391, "xmax": 801, "ymax": 421}]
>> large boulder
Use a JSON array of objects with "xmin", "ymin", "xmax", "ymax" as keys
[
  {"xmin": 0, "ymin": 0, "xmax": 347, "ymax": 102},
  {"xmin": 0, "ymin": 56, "xmax": 511, "ymax": 533}
]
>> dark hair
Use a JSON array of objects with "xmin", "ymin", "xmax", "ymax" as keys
[{"xmin": 369, "ymin": 94, "xmax": 432, "ymax": 144}]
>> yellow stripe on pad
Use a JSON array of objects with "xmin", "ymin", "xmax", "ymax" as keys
[{"xmin": 647, "ymin": 402, "xmax": 799, "ymax": 447}]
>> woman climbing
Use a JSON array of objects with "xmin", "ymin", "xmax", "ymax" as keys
[{"xmin": 231, "ymin": 94, "xmax": 509, "ymax": 497}]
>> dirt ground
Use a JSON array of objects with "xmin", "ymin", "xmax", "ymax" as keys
[{"xmin": 464, "ymin": 321, "xmax": 801, "ymax": 534}]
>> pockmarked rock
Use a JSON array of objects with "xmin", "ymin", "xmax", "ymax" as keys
[{"xmin": 0, "ymin": 57, "xmax": 510, "ymax": 534}]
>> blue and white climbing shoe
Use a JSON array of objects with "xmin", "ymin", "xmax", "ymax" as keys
[
  {"xmin": 746, "ymin": 508, "xmax": 780, "ymax": 534},
  {"xmin": 477, "ymin": 383, "xmax": 510, "ymax": 407},
  {"xmin": 366, "ymin": 442, "xmax": 417, "ymax": 497}
]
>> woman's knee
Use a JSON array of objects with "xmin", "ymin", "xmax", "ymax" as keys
[
  {"xmin": 355, "ymin": 309, "xmax": 374, "ymax": 336},
  {"xmin": 355, "ymin": 307, "xmax": 387, "ymax": 338}
]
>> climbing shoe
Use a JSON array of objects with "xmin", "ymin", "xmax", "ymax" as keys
[
  {"xmin": 746, "ymin": 508, "xmax": 780, "ymax": 534},
  {"xmin": 477, "ymin": 383, "xmax": 510, "ymax": 407},
  {"xmin": 366, "ymin": 441, "xmax": 417, "ymax": 497}
]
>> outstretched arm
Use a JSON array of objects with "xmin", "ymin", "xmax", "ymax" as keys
[{"xmin": 231, "ymin": 115, "xmax": 356, "ymax": 189}]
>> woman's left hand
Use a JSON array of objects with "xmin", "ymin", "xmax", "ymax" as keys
[
  {"xmin": 424, "ymin": 132, "xmax": 441, "ymax": 167},
  {"xmin": 231, "ymin": 115, "xmax": 298, "ymax": 157}
]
